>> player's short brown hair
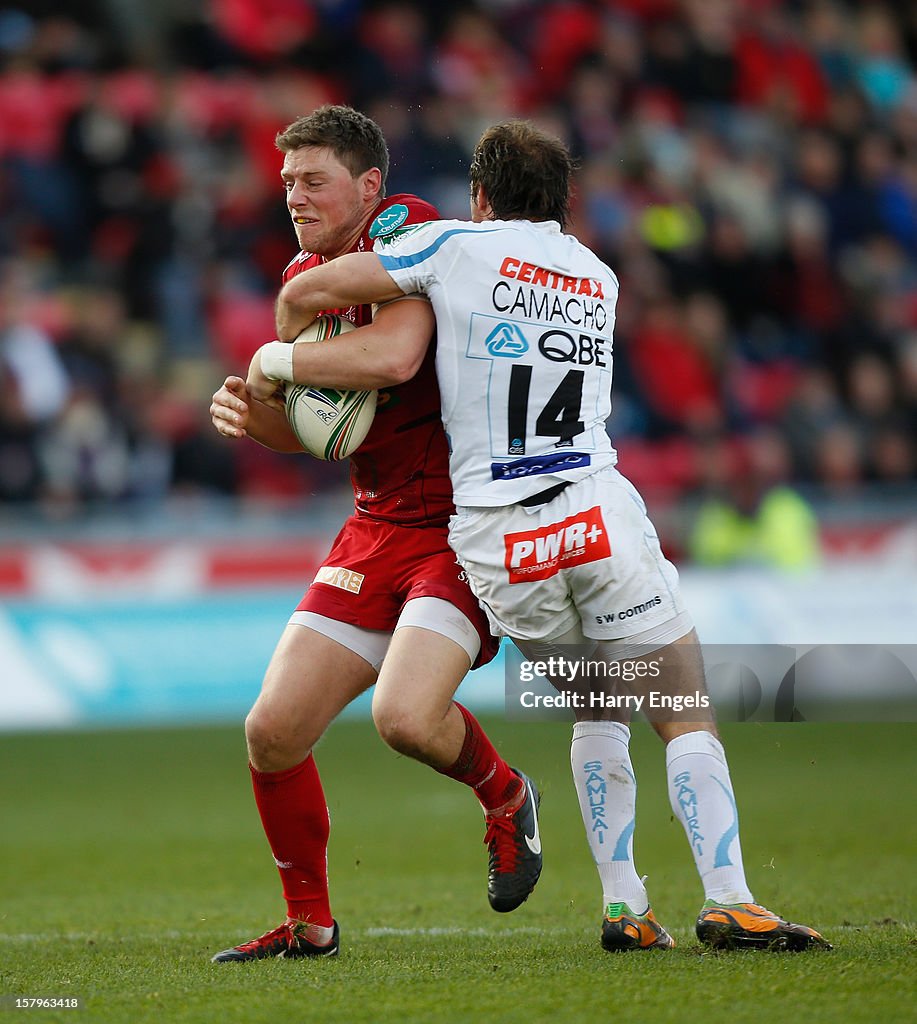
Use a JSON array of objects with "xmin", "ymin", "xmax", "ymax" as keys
[
  {"xmin": 276, "ymin": 105, "xmax": 390, "ymax": 188},
  {"xmin": 469, "ymin": 121, "xmax": 574, "ymax": 228}
]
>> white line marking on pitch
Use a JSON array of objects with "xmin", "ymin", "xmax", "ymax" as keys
[
  {"xmin": 0, "ymin": 931, "xmax": 190, "ymax": 942},
  {"xmin": 364, "ymin": 927, "xmax": 561, "ymax": 937},
  {"xmin": 2, "ymin": 923, "xmax": 881, "ymax": 943},
  {"xmin": 1, "ymin": 927, "xmax": 560, "ymax": 942}
]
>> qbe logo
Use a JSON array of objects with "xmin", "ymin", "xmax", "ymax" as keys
[
  {"xmin": 504, "ymin": 505, "xmax": 611, "ymax": 584},
  {"xmin": 485, "ymin": 322, "xmax": 529, "ymax": 357}
]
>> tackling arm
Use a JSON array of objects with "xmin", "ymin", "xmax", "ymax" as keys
[
  {"xmin": 275, "ymin": 252, "xmax": 407, "ymax": 341},
  {"xmin": 248, "ymin": 292, "xmax": 435, "ymax": 407}
]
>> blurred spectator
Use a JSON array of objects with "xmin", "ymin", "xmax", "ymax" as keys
[
  {"xmin": 59, "ymin": 74, "xmax": 157, "ymax": 261},
  {"xmin": 844, "ymin": 351, "xmax": 909, "ymax": 477},
  {"xmin": 805, "ymin": 0, "xmax": 856, "ymax": 89},
  {"xmin": 734, "ymin": 1, "xmax": 829, "ymax": 125},
  {"xmin": 521, "ymin": 1, "xmax": 604, "ymax": 107},
  {"xmin": 207, "ymin": 0, "xmax": 317, "ymax": 66},
  {"xmin": 876, "ymin": 154, "xmax": 917, "ymax": 257},
  {"xmin": 791, "ymin": 128, "xmax": 867, "ymax": 253},
  {"xmin": 562, "ymin": 60, "xmax": 623, "ymax": 161},
  {"xmin": 689, "ymin": 429, "xmax": 821, "ymax": 570},
  {"xmin": 692, "ymin": 130, "xmax": 783, "ymax": 253},
  {"xmin": 0, "ymin": 261, "xmax": 71, "ymax": 502},
  {"xmin": 780, "ymin": 365, "xmax": 849, "ymax": 479},
  {"xmin": 679, "ymin": 0, "xmax": 740, "ymax": 105},
  {"xmin": 344, "ymin": 2, "xmax": 432, "ymax": 107},
  {"xmin": 696, "ymin": 210, "xmax": 769, "ymax": 330},
  {"xmin": 628, "ymin": 294, "xmax": 724, "ymax": 436},
  {"xmin": 812, "ymin": 421, "xmax": 866, "ymax": 496},
  {"xmin": 37, "ymin": 390, "xmax": 133, "ymax": 512},
  {"xmin": 869, "ymin": 424, "xmax": 915, "ymax": 487},
  {"xmin": 853, "ymin": 4, "xmax": 913, "ymax": 113},
  {"xmin": 767, "ymin": 195, "xmax": 846, "ymax": 344}
]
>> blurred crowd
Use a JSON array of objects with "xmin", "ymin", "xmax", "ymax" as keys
[{"xmin": 1, "ymin": 0, "xmax": 916, "ymax": 549}]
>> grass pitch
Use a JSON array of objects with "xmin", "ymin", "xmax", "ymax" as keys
[{"xmin": 2, "ymin": 719, "xmax": 915, "ymax": 1024}]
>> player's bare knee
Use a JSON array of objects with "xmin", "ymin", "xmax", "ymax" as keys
[
  {"xmin": 373, "ymin": 701, "xmax": 427, "ymax": 758},
  {"xmin": 245, "ymin": 706, "xmax": 302, "ymax": 771},
  {"xmin": 244, "ymin": 708, "xmax": 278, "ymax": 767}
]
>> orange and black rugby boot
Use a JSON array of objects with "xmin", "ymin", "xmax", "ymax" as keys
[{"xmin": 696, "ymin": 901, "xmax": 832, "ymax": 951}]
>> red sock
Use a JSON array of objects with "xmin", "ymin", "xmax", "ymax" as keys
[
  {"xmin": 437, "ymin": 703, "xmax": 522, "ymax": 813},
  {"xmin": 250, "ymin": 754, "xmax": 334, "ymax": 927}
]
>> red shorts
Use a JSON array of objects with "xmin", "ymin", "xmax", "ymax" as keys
[{"xmin": 297, "ymin": 514, "xmax": 499, "ymax": 669}]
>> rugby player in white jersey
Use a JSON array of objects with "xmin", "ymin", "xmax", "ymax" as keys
[{"xmin": 248, "ymin": 121, "xmax": 832, "ymax": 953}]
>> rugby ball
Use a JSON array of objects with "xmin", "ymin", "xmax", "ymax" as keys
[{"xmin": 284, "ymin": 315, "xmax": 378, "ymax": 461}]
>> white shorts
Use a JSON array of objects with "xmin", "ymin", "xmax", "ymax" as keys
[
  {"xmin": 449, "ymin": 466, "xmax": 690, "ymax": 643},
  {"xmin": 289, "ymin": 595, "xmax": 481, "ymax": 672}
]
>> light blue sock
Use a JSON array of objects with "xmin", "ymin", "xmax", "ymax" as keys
[
  {"xmin": 571, "ymin": 721, "xmax": 649, "ymax": 914},
  {"xmin": 666, "ymin": 730, "xmax": 754, "ymax": 904}
]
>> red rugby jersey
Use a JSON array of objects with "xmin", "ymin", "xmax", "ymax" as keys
[{"xmin": 282, "ymin": 194, "xmax": 453, "ymax": 526}]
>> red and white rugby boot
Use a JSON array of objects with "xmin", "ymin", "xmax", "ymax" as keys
[
  {"xmin": 211, "ymin": 919, "xmax": 340, "ymax": 962},
  {"xmin": 484, "ymin": 769, "xmax": 543, "ymax": 912}
]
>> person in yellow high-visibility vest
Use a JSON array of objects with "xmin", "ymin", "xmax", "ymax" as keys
[{"xmin": 689, "ymin": 429, "xmax": 821, "ymax": 571}]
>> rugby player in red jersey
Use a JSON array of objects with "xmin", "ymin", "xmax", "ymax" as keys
[{"xmin": 208, "ymin": 107, "xmax": 541, "ymax": 962}]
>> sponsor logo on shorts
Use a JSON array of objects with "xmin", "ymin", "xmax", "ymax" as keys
[
  {"xmin": 314, "ymin": 565, "xmax": 365, "ymax": 594},
  {"xmin": 504, "ymin": 505, "xmax": 610, "ymax": 584},
  {"xmin": 594, "ymin": 596, "xmax": 663, "ymax": 624},
  {"xmin": 492, "ymin": 451, "xmax": 591, "ymax": 480}
]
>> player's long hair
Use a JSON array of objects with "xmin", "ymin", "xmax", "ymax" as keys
[
  {"xmin": 276, "ymin": 105, "xmax": 390, "ymax": 192},
  {"xmin": 470, "ymin": 121, "xmax": 574, "ymax": 228}
]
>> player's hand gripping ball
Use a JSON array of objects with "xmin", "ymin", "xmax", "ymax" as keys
[{"xmin": 284, "ymin": 315, "xmax": 378, "ymax": 460}]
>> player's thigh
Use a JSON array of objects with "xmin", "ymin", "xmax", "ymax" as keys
[
  {"xmin": 250, "ymin": 623, "xmax": 379, "ymax": 751},
  {"xmin": 595, "ymin": 627, "xmax": 717, "ymax": 741},
  {"xmin": 373, "ymin": 601, "xmax": 477, "ymax": 728},
  {"xmin": 512, "ymin": 628, "xmax": 631, "ymax": 724}
]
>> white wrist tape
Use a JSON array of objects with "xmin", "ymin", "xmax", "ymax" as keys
[{"xmin": 260, "ymin": 341, "xmax": 295, "ymax": 382}]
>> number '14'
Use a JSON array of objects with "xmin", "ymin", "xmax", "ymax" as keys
[{"xmin": 507, "ymin": 365, "xmax": 585, "ymax": 455}]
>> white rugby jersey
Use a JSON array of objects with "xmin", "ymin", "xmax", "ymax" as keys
[{"xmin": 375, "ymin": 218, "xmax": 619, "ymax": 506}]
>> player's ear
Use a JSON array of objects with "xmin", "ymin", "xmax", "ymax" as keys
[
  {"xmin": 361, "ymin": 166, "xmax": 383, "ymax": 202},
  {"xmin": 471, "ymin": 185, "xmax": 493, "ymax": 222}
]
